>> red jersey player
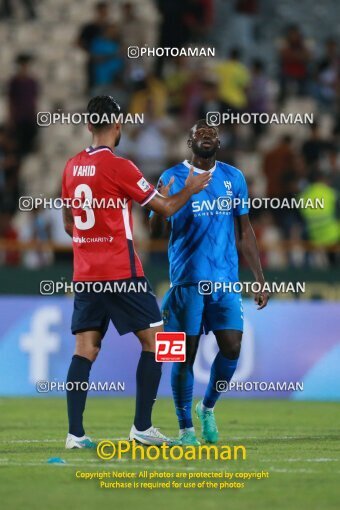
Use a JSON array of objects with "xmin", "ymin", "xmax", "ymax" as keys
[{"xmin": 62, "ymin": 96, "xmax": 211, "ymax": 448}]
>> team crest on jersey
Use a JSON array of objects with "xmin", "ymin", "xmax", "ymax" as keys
[
  {"xmin": 224, "ymin": 180, "xmax": 233, "ymax": 196},
  {"xmin": 137, "ymin": 177, "xmax": 151, "ymax": 192}
]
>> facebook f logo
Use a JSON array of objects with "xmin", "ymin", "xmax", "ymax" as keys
[{"xmin": 20, "ymin": 307, "xmax": 62, "ymax": 384}]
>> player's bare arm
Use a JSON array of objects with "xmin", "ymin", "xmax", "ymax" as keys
[
  {"xmin": 62, "ymin": 205, "xmax": 74, "ymax": 238},
  {"xmin": 234, "ymin": 214, "xmax": 269, "ymax": 310},
  {"xmin": 149, "ymin": 176, "xmax": 174, "ymax": 237},
  {"xmin": 146, "ymin": 166, "xmax": 211, "ymax": 218}
]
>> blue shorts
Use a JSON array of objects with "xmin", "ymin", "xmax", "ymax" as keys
[
  {"xmin": 161, "ymin": 284, "xmax": 243, "ymax": 335},
  {"xmin": 71, "ymin": 277, "xmax": 163, "ymax": 337}
]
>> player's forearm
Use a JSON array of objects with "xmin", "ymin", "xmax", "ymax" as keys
[
  {"xmin": 62, "ymin": 206, "xmax": 74, "ymax": 238},
  {"xmin": 163, "ymin": 187, "xmax": 193, "ymax": 217},
  {"xmin": 64, "ymin": 225, "xmax": 73, "ymax": 238},
  {"xmin": 238, "ymin": 228, "xmax": 265, "ymax": 284},
  {"xmin": 148, "ymin": 187, "xmax": 192, "ymax": 218}
]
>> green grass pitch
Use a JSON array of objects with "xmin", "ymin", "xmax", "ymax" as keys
[{"xmin": 0, "ymin": 398, "xmax": 339, "ymax": 510}]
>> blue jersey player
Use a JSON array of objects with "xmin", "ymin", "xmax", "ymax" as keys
[{"xmin": 150, "ymin": 120, "xmax": 269, "ymax": 445}]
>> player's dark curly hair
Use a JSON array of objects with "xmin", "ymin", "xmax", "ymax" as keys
[{"xmin": 87, "ymin": 96, "xmax": 121, "ymax": 130}]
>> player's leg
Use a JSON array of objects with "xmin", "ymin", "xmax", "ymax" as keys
[
  {"xmin": 133, "ymin": 324, "xmax": 163, "ymax": 432},
  {"xmin": 196, "ymin": 329, "xmax": 242, "ymax": 444},
  {"xmin": 203, "ymin": 329, "xmax": 242, "ymax": 407},
  {"xmin": 66, "ymin": 287, "xmax": 109, "ymax": 449},
  {"xmin": 163, "ymin": 285, "xmax": 204, "ymax": 445},
  {"xmin": 171, "ymin": 335, "xmax": 201, "ymax": 445},
  {"xmin": 196, "ymin": 292, "xmax": 243, "ymax": 443},
  {"xmin": 102, "ymin": 276, "xmax": 179, "ymax": 445},
  {"xmin": 66, "ymin": 330, "xmax": 102, "ymax": 449},
  {"xmin": 129, "ymin": 324, "xmax": 180, "ymax": 445}
]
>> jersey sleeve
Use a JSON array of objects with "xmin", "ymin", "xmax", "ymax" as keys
[
  {"xmin": 117, "ymin": 159, "xmax": 157, "ymax": 206},
  {"xmin": 234, "ymin": 172, "xmax": 249, "ymax": 216}
]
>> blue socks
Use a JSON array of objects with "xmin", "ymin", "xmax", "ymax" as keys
[
  {"xmin": 171, "ymin": 362, "xmax": 194, "ymax": 429},
  {"xmin": 134, "ymin": 351, "xmax": 162, "ymax": 431},
  {"xmin": 203, "ymin": 352, "xmax": 238, "ymax": 408},
  {"xmin": 172, "ymin": 352, "xmax": 239, "ymax": 430},
  {"xmin": 66, "ymin": 354, "xmax": 92, "ymax": 437}
]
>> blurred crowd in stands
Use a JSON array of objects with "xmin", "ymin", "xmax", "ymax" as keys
[{"xmin": 0, "ymin": 0, "xmax": 340, "ymax": 269}]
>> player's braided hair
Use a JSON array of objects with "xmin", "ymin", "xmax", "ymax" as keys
[{"xmin": 87, "ymin": 95, "xmax": 121, "ymax": 130}]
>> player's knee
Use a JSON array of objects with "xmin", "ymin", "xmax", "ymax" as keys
[
  {"xmin": 141, "ymin": 338, "xmax": 155, "ymax": 352},
  {"xmin": 137, "ymin": 325, "xmax": 164, "ymax": 352},
  {"xmin": 220, "ymin": 339, "xmax": 241, "ymax": 360},
  {"xmin": 75, "ymin": 336, "xmax": 102, "ymax": 362},
  {"xmin": 89, "ymin": 344, "xmax": 101, "ymax": 360},
  {"xmin": 75, "ymin": 344, "xmax": 100, "ymax": 362}
]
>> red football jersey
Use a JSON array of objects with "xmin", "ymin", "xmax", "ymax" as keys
[{"xmin": 62, "ymin": 145, "xmax": 157, "ymax": 281}]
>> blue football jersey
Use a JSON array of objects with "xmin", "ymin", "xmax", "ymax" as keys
[{"xmin": 152, "ymin": 160, "xmax": 249, "ymax": 286}]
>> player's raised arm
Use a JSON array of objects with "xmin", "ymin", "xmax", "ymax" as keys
[
  {"xmin": 234, "ymin": 214, "xmax": 269, "ymax": 310},
  {"xmin": 146, "ymin": 166, "xmax": 211, "ymax": 218}
]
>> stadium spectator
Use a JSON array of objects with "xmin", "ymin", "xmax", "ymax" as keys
[
  {"xmin": 129, "ymin": 73, "xmax": 167, "ymax": 118},
  {"xmin": 120, "ymin": 2, "xmax": 144, "ymax": 48},
  {"xmin": 195, "ymin": 75, "xmax": 229, "ymax": 120},
  {"xmin": 77, "ymin": 1, "xmax": 110, "ymax": 92},
  {"xmin": 165, "ymin": 57, "xmax": 190, "ymax": 115},
  {"xmin": 121, "ymin": 1, "xmax": 160, "ymax": 76},
  {"xmin": 129, "ymin": 96, "xmax": 174, "ymax": 180},
  {"xmin": 232, "ymin": 0, "xmax": 259, "ymax": 56},
  {"xmin": 299, "ymin": 170, "xmax": 340, "ymax": 265},
  {"xmin": 90, "ymin": 23, "xmax": 124, "ymax": 94},
  {"xmin": 248, "ymin": 60, "xmax": 269, "ymax": 114},
  {"xmin": 155, "ymin": 0, "xmax": 187, "ymax": 76},
  {"xmin": 0, "ymin": 211, "xmax": 20, "ymax": 266},
  {"xmin": 302, "ymin": 122, "xmax": 332, "ymax": 175},
  {"xmin": 263, "ymin": 135, "xmax": 300, "ymax": 200},
  {"xmin": 0, "ymin": 126, "xmax": 20, "ymax": 214},
  {"xmin": 182, "ymin": 0, "xmax": 214, "ymax": 43},
  {"xmin": 313, "ymin": 38, "xmax": 340, "ymax": 110},
  {"xmin": 18, "ymin": 207, "xmax": 52, "ymax": 269},
  {"xmin": 181, "ymin": 67, "xmax": 206, "ymax": 126},
  {"xmin": 247, "ymin": 59, "xmax": 270, "ymax": 139},
  {"xmin": 215, "ymin": 48, "xmax": 250, "ymax": 111},
  {"xmin": 326, "ymin": 147, "xmax": 340, "ymax": 193},
  {"xmin": 8, "ymin": 54, "xmax": 39, "ymax": 157},
  {"xmin": 278, "ymin": 25, "xmax": 311, "ymax": 103}
]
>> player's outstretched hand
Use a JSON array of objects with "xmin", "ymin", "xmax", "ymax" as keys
[
  {"xmin": 254, "ymin": 287, "xmax": 269, "ymax": 310},
  {"xmin": 157, "ymin": 176, "xmax": 175, "ymax": 197},
  {"xmin": 185, "ymin": 166, "xmax": 212, "ymax": 194}
]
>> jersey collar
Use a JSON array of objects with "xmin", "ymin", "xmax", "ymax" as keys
[
  {"xmin": 182, "ymin": 159, "xmax": 216, "ymax": 174},
  {"xmin": 86, "ymin": 145, "xmax": 114, "ymax": 154}
]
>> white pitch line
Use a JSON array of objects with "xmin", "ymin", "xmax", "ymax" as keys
[
  {"xmin": 1, "ymin": 439, "xmax": 62, "ymax": 444},
  {"xmin": 2, "ymin": 435, "xmax": 339, "ymax": 444},
  {"xmin": 0, "ymin": 461, "xmax": 191, "ymax": 469},
  {"xmin": 0, "ymin": 438, "xmax": 126, "ymax": 444}
]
